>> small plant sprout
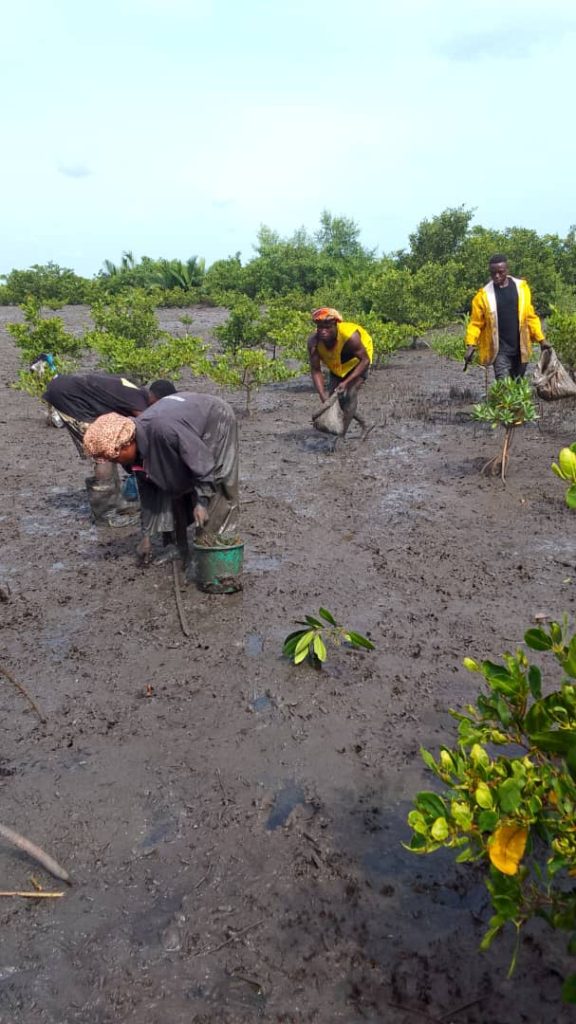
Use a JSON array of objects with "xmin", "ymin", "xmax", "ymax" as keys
[
  {"xmin": 473, "ymin": 377, "xmax": 537, "ymax": 481},
  {"xmin": 552, "ymin": 444, "xmax": 576, "ymax": 508},
  {"xmin": 282, "ymin": 608, "xmax": 374, "ymax": 668}
]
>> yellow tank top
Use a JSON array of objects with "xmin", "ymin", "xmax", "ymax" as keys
[{"xmin": 317, "ymin": 322, "xmax": 373, "ymax": 378}]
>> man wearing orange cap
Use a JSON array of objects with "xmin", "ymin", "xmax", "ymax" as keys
[{"xmin": 308, "ymin": 308, "xmax": 373, "ymax": 437}]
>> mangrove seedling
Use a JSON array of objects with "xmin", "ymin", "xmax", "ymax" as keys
[
  {"xmin": 282, "ymin": 608, "xmax": 374, "ymax": 668},
  {"xmin": 552, "ymin": 444, "xmax": 576, "ymax": 508},
  {"xmin": 406, "ymin": 619, "xmax": 576, "ymax": 1001},
  {"xmin": 473, "ymin": 377, "xmax": 537, "ymax": 481}
]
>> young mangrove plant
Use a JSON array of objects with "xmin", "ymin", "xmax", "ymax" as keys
[
  {"xmin": 282, "ymin": 608, "xmax": 374, "ymax": 668},
  {"xmin": 552, "ymin": 444, "xmax": 576, "ymax": 508},
  {"xmin": 204, "ymin": 348, "xmax": 296, "ymax": 415},
  {"xmin": 473, "ymin": 377, "xmax": 537, "ymax": 481},
  {"xmin": 407, "ymin": 619, "xmax": 576, "ymax": 1002}
]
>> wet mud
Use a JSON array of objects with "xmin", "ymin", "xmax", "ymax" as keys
[{"xmin": 2, "ymin": 306, "xmax": 576, "ymax": 1022}]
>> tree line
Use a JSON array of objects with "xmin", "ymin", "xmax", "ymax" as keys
[{"xmin": 2, "ymin": 207, "xmax": 576, "ymax": 326}]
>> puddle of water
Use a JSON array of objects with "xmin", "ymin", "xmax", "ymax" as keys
[
  {"xmin": 251, "ymin": 694, "xmax": 274, "ymax": 713},
  {"xmin": 50, "ymin": 561, "xmax": 66, "ymax": 572},
  {"xmin": 266, "ymin": 781, "xmax": 306, "ymax": 830},
  {"xmin": 378, "ymin": 485, "xmax": 427, "ymax": 515},
  {"xmin": 245, "ymin": 633, "xmax": 264, "ymax": 656},
  {"xmin": 138, "ymin": 811, "xmax": 180, "ymax": 853},
  {"xmin": 245, "ymin": 553, "xmax": 281, "ymax": 572},
  {"xmin": 189, "ymin": 972, "xmax": 266, "ymax": 1013}
]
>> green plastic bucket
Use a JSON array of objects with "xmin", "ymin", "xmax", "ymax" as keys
[{"xmin": 192, "ymin": 541, "xmax": 244, "ymax": 593}]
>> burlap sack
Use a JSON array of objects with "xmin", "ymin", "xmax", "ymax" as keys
[
  {"xmin": 311, "ymin": 393, "xmax": 346, "ymax": 436},
  {"xmin": 533, "ymin": 347, "xmax": 576, "ymax": 400}
]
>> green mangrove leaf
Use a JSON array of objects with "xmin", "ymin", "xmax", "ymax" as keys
[{"xmin": 318, "ymin": 607, "xmax": 337, "ymax": 625}]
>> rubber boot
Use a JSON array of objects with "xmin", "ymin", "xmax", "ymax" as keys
[{"xmin": 86, "ymin": 466, "xmax": 140, "ymax": 528}]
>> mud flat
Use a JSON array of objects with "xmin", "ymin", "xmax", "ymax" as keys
[{"xmin": 1, "ymin": 306, "xmax": 576, "ymax": 1022}]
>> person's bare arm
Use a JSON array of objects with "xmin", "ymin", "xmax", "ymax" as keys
[{"xmin": 308, "ymin": 334, "xmax": 328, "ymax": 402}]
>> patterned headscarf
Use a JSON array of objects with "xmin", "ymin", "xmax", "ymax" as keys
[
  {"xmin": 311, "ymin": 307, "xmax": 343, "ymax": 323},
  {"xmin": 83, "ymin": 413, "xmax": 136, "ymax": 459}
]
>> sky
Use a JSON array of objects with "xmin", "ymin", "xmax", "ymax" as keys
[{"xmin": 2, "ymin": 0, "xmax": 575, "ymax": 277}]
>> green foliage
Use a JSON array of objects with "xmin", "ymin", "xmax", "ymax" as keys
[
  {"xmin": 203, "ymin": 348, "xmax": 296, "ymax": 414},
  {"xmin": 153, "ymin": 257, "xmax": 205, "ymax": 291},
  {"xmin": 407, "ymin": 620, "xmax": 576, "ymax": 998},
  {"xmin": 551, "ymin": 444, "xmax": 576, "ymax": 508},
  {"xmin": 314, "ymin": 210, "xmax": 375, "ymax": 266},
  {"xmin": 89, "ymin": 289, "xmax": 164, "ymax": 346},
  {"xmin": 403, "ymin": 206, "xmax": 475, "ymax": 270},
  {"xmin": 202, "ymin": 253, "xmax": 247, "ymax": 301},
  {"xmin": 84, "ymin": 289, "xmax": 207, "ymax": 384},
  {"xmin": 214, "ymin": 296, "xmax": 264, "ymax": 352},
  {"xmin": 259, "ymin": 299, "xmax": 311, "ymax": 363},
  {"xmin": 548, "ymin": 309, "xmax": 576, "ymax": 370},
  {"xmin": 88, "ymin": 333, "xmax": 207, "ymax": 387},
  {"xmin": 473, "ymin": 378, "xmax": 537, "ymax": 429},
  {"xmin": 429, "ymin": 319, "xmax": 468, "ymax": 361},
  {"xmin": 282, "ymin": 608, "xmax": 375, "ymax": 668},
  {"xmin": 155, "ymin": 287, "xmax": 201, "ymax": 308},
  {"xmin": 96, "ymin": 253, "xmax": 204, "ymax": 297},
  {"xmin": 0, "ymin": 262, "xmax": 93, "ymax": 304},
  {"xmin": 244, "ymin": 225, "xmax": 324, "ymax": 298},
  {"xmin": 361, "ymin": 314, "xmax": 414, "ymax": 368},
  {"xmin": 6, "ymin": 297, "xmax": 83, "ymax": 362},
  {"xmin": 5, "ymin": 207, "xmax": 576, "ymax": 339}
]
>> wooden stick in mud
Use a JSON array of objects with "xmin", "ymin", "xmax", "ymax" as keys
[
  {"xmin": 0, "ymin": 664, "xmax": 46, "ymax": 723},
  {"xmin": 500, "ymin": 424, "xmax": 514, "ymax": 481},
  {"xmin": 172, "ymin": 560, "xmax": 191, "ymax": 637},
  {"xmin": 0, "ymin": 891, "xmax": 64, "ymax": 899},
  {"xmin": 0, "ymin": 823, "xmax": 71, "ymax": 884}
]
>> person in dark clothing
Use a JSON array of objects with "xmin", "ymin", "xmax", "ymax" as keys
[
  {"xmin": 83, "ymin": 393, "xmax": 239, "ymax": 564},
  {"xmin": 464, "ymin": 255, "xmax": 550, "ymax": 380},
  {"xmin": 42, "ymin": 373, "xmax": 172, "ymax": 525},
  {"xmin": 148, "ymin": 379, "xmax": 177, "ymax": 402}
]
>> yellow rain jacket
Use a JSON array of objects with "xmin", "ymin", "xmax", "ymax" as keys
[
  {"xmin": 465, "ymin": 277, "xmax": 544, "ymax": 366},
  {"xmin": 317, "ymin": 322, "xmax": 373, "ymax": 378}
]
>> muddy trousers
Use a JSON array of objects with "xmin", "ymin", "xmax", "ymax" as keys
[
  {"xmin": 493, "ymin": 350, "xmax": 527, "ymax": 381},
  {"xmin": 328, "ymin": 374, "xmax": 367, "ymax": 434},
  {"xmin": 85, "ymin": 463, "xmax": 136, "ymax": 524}
]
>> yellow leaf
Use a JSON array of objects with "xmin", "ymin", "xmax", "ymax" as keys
[
  {"xmin": 313, "ymin": 634, "xmax": 327, "ymax": 662},
  {"xmin": 488, "ymin": 824, "xmax": 528, "ymax": 875}
]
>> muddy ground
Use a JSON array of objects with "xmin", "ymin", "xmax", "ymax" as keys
[{"xmin": 1, "ymin": 305, "xmax": 576, "ymax": 1023}]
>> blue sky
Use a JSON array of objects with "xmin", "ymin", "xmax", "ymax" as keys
[{"xmin": 3, "ymin": 0, "xmax": 575, "ymax": 276}]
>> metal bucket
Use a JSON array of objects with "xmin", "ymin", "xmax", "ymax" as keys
[{"xmin": 192, "ymin": 541, "xmax": 244, "ymax": 594}]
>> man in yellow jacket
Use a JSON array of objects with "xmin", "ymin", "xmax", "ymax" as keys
[
  {"xmin": 464, "ymin": 255, "xmax": 549, "ymax": 379},
  {"xmin": 308, "ymin": 307, "xmax": 373, "ymax": 437}
]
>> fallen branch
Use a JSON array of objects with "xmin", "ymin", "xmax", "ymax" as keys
[
  {"xmin": 193, "ymin": 918, "xmax": 264, "ymax": 957},
  {"xmin": 172, "ymin": 561, "xmax": 191, "ymax": 637},
  {"xmin": 0, "ymin": 823, "xmax": 71, "ymax": 884},
  {"xmin": 0, "ymin": 664, "xmax": 46, "ymax": 723},
  {"xmin": 0, "ymin": 891, "xmax": 64, "ymax": 899}
]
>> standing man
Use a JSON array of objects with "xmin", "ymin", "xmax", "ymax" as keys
[
  {"xmin": 307, "ymin": 307, "xmax": 373, "ymax": 436},
  {"xmin": 83, "ymin": 392, "xmax": 239, "ymax": 564},
  {"xmin": 464, "ymin": 255, "xmax": 550, "ymax": 379}
]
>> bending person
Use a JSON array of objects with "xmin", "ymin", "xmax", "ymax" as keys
[
  {"xmin": 307, "ymin": 307, "xmax": 373, "ymax": 437},
  {"xmin": 83, "ymin": 392, "xmax": 239, "ymax": 564},
  {"xmin": 43, "ymin": 372, "xmax": 174, "ymax": 525}
]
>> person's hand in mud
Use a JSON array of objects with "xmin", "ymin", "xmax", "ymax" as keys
[
  {"xmin": 540, "ymin": 340, "xmax": 552, "ymax": 351},
  {"xmin": 136, "ymin": 534, "xmax": 152, "ymax": 566},
  {"xmin": 334, "ymin": 381, "xmax": 348, "ymax": 396},
  {"xmin": 193, "ymin": 503, "xmax": 208, "ymax": 529}
]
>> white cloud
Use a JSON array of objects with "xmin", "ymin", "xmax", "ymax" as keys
[{"xmin": 57, "ymin": 163, "xmax": 92, "ymax": 179}]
